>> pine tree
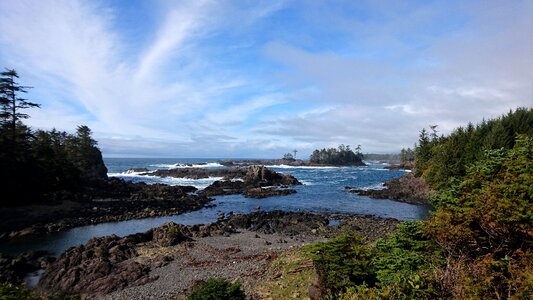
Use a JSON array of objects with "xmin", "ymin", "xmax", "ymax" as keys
[{"xmin": 0, "ymin": 69, "xmax": 40, "ymax": 143}]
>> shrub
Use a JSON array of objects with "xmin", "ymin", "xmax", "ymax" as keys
[
  {"xmin": 187, "ymin": 278, "xmax": 245, "ymax": 300},
  {"xmin": 371, "ymin": 221, "xmax": 443, "ymax": 299},
  {"xmin": 305, "ymin": 232, "xmax": 375, "ymax": 295}
]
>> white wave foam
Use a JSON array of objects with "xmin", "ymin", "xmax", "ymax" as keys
[
  {"xmin": 123, "ymin": 169, "xmax": 156, "ymax": 175},
  {"xmin": 267, "ymin": 164, "xmax": 339, "ymax": 169},
  {"xmin": 299, "ymin": 180, "xmax": 314, "ymax": 185},
  {"xmin": 108, "ymin": 173, "xmax": 223, "ymax": 189},
  {"xmin": 151, "ymin": 162, "xmax": 224, "ymax": 169},
  {"xmin": 359, "ymin": 182, "xmax": 386, "ymax": 191}
]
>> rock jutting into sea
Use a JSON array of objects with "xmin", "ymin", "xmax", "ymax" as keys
[
  {"xmin": 202, "ymin": 165, "xmax": 301, "ymax": 198},
  {"xmin": 347, "ymin": 173, "xmax": 433, "ymax": 205},
  {"xmin": 145, "ymin": 165, "xmax": 302, "ymax": 198}
]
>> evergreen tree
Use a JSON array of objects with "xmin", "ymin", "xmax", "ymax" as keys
[{"xmin": 0, "ymin": 69, "xmax": 40, "ymax": 143}]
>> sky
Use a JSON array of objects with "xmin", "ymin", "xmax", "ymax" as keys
[{"xmin": 0, "ymin": 0, "xmax": 532, "ymax": 158}]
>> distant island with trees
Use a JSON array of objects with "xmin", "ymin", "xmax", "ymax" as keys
[{"xmin": 220, "ymin": 145, "xmax": 366, "ymax": 167}]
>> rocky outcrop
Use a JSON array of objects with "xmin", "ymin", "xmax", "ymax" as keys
[
  {"xmin": 87, "ymin": 178, "xmax": 198, "ymax": 201},
  {"xmin": 146, "ymin": 167, "xmax": 247, "ymax": 180},
  {"xmin": 0, "ymin": 251, "xmax": 54, "ymax": 285},
  {"xmin": 244, "ymin": 187, "xmax": 297, "ymax": 198},
  {"xmin": 152, "ymin": 223, "xmax": 192, "ymax": 247},
  {"xmin": 200, "ymin": 180, "xmax": 246, "ymax": 197},
  {"xmin": 200, "ymin": 166, "xmax": 301, "ymax": 198},
  {"xmin": 243, "ymin": 165, "xmax": 300, "ymax": 186},
  {"xmin": 348, "ymin": 173, "xmax": 433, "ymax": 205},
  {"xmin": 39, "ymin": 234, "xmax": 155, "ymax": 296},
  {"xmin": 0, "ymin": 178, "xmax": 211, "ymax": 239}
]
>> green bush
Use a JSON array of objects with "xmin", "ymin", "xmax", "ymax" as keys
[
  {"xmin": 305, "ymin": 232, "xmax": 375, "ymax": 295},
  {"xmin": 372, "ymin": 221, "xmax": 443, "ymax": 299},
  {"xmin": 187, "ymin": 278, "xmax": 245, "ymax": 300}
]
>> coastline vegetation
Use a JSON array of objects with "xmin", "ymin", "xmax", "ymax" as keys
[
  {"xmin": 1, "ymin": 68, "xmax": 531, "ymax": 298},
  {"xmin": 304, "ymin": 107, "xmax": 533, "ymax": 299},
  {"xmin": 0, "ymin": 69, "xmax": 107, "ymax": 206}
]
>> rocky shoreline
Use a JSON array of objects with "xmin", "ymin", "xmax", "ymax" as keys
[
  {"xmin": 347, "ymin": 172, "xmax": 434, "ymax": 205},
  {"xmin": 0, "ymin": 166, "xmax": 301, "ymax": 240},
  {"xmin": 33, "ymin": 210, "xmax": 398, "ymax": 298}
]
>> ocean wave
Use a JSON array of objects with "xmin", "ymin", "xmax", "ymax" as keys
[
  {"xmin": 108, "ymin": 173, "xmax": 223, "ymax": 189},
  {"xmin": 149, "ymin": 162, "xmax": 225, "ymax": 169},
  {"xmin": 267, "ymin": 164, "xmax": 339, "ymax": 169},
  {"xmin": 123, "ymin": 169, "xmax": 155, "ymax": 175},
  {"xmin": 299, "ymin": 180, "xmax": 314, "ymax": 185},
  {"xmin": 359, "ymin": 182, "xmax": 386, "ymax": 190},
  {"xmin": 367, "ymin": 168, "xmax": 389, "ymax": 171}
]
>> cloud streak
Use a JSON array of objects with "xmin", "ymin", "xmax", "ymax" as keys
[{"xmin": 0, "ymin": 0, "xmax": 531, "ymax": 157}]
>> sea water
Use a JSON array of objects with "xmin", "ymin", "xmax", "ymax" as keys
[{"xmin": 0, "ymin": 158, "xmax": 429, "ymax": 255}]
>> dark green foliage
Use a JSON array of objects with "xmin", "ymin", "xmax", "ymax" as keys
[
  {"xmin": 426, "ymin": 135, "xmax": 533, "ymax": 255},
  {"xmin": 309, "ymin": 144, "xmax": 364, "ymax": 165},
  {"xmin": 305, "ymin": 233, "xmax": 375, "ymax": 294},
  {"xmin": 313, "ymin": 110, "xmax": 533, "ymax": 299},
  {"xmin": 187, "ymin": 278, "xmax": 245, "ymax": 300},
  {"xmin": 415, "ymin": 107, "xmax": 533, "ymax": 189},
  {"xmin": 0, "ymin": 69, "xmax": 107, "ymax": 206},
  {"xmin": 305, "ymin": 224, "xmax": 444, "ymax": 299},
  {"xmin": 0, "ymin": 69, "xmax": 40, "ymax": 142},
  {"xmin": 423, "ymin": 135, "xmax": 533, "ymax": 298},
  {"xmin": 372, "ymin": 222, "xmax": 443, "ymax": 299}
]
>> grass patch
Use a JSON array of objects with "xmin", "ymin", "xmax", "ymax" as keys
[{"xmin": 252, "ymin": 249, "xmax": 314, "ymax": 299}]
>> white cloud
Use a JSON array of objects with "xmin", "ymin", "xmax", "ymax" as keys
[{"xmin": 0, "ymin": 1, "xmax": 531, "ymax": 157}]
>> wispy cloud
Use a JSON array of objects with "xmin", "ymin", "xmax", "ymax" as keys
[{"xmin": 0, "ymin": 0, "xmax": 531, "ymax": 157}]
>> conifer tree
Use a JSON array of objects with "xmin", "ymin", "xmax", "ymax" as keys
[{"xmin": 0, "ymin": 69, "xmax": 40, "ymax": 143}]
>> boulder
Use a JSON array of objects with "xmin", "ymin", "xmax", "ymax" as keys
[
  {"xmin": 152, "ymin": 222, "xmax": 192, "ymax": 247},
  {"xmin": 39, "ymin": 234, "xmax": 154, "ymax": 296},
  {"xmin": 243, "ymin": 166, "xmax": 301, "ymax": 186}
]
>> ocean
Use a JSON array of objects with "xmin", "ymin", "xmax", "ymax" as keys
[{"xmin": 0, "ymin": 158, "xmax": 429, "ymax": 256}]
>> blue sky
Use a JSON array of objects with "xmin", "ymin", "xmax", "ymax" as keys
[{"xmin": 1, "ymin": 0, "xmax": 532, "ymax": 158}]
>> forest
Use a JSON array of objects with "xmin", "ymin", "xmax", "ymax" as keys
[
  {"xmin": 0, "ymin": 69, "xmax": 107, "ymax": 206},
  {"xmin": 306, "ymin": 108, "xmax": 533, "ymax": 299}
]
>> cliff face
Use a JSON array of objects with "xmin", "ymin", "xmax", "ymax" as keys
[{"xmin": 83, "ymin": 147, "xmax": 108, "ymax": 181}]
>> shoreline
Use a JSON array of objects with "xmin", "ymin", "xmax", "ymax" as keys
[
  {"xmin": 347, "ymin": 172, "xmax": 434, "ymax": 205},
  {"xmin": 0, "ymin": 165, "xmax": 302, "ymax": 240},
  {"xmin": 0, "ymin": 197, "xmax": 213, "ymax": 241},
  {"xmin": 35, "ymin": 210, "xmax": 399, "ymax": 298}
]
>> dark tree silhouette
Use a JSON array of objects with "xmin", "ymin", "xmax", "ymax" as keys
[{"xmin": 0, "ymin": 69, "xmax": 40, "ymax": 142}]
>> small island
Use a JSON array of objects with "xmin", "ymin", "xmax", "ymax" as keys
[{"xmin": 219, "ymin": 144, "xmax": 366, "ymax": 167}]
